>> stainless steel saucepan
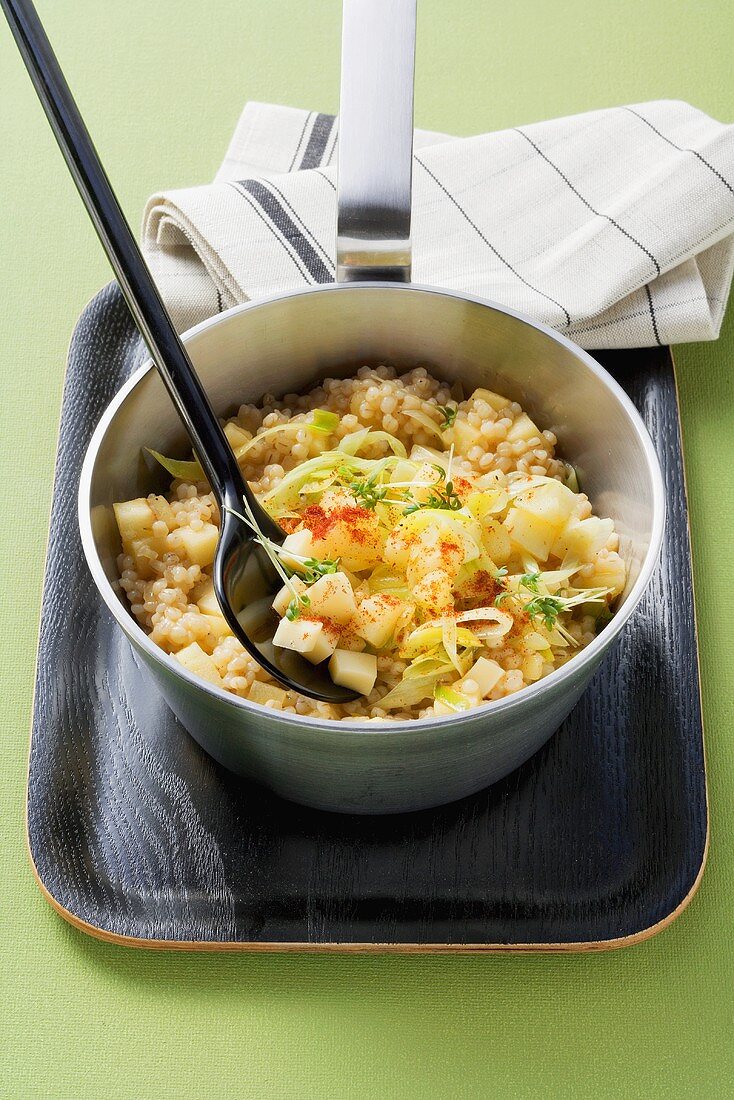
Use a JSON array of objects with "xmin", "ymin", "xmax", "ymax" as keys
[{"xmin": 79, "ymin": 0, "xmax": 665, "ymax": 813}]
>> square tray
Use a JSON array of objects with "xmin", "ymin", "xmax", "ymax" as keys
[{"xmin": 27, "ymin": 283, "xmax": 707, "ymax": 951}]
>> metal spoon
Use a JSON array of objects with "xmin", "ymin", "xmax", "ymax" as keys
[{"xmin": 2, "ymin": 0, "xmax": 358, "ymax": 702}]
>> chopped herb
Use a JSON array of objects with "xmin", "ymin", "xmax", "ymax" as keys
[
  {"xmin": 349, "ymin": 478, "xmax": 390, "ymax": 509},
  {"xmin": 494, "ymin": 582, "xmax": 613, "ymax": 630},
  {"xmin": 437, "ymin": 403, "xmax": 458, "ymax": 430},
  {"xmin": 285, "ymin": 593, "xmax": 311, "ymax": 621},
  {"xmin": 524, "ymin": 595, "xmax": 565, "ymax": 630},
  {"xmin": 519, "ymin": 572, "xmax": 541, "ymax": 593},
  {"xmin": 403, "ymin": 477, "xmax": 463, "ymax": 515},
  {"xmin": 299, "ymin": 557, "xmax": 340, "ymax": 583}
]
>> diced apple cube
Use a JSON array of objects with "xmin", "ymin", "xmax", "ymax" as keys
[
  {"xmin": 514, "ymin": 480, "xmax": 577, "ymax": 527},
  {"xmin": 353, "ymin": 593, "xmax": 405, "ymax": 648},
  {"xmin": 280, "ymin": 528, "xmax": 314, "ymax": 568},
  {"xmin": 506, "ymin": 507, "xmax": 558, "ymax": 561},
  {"xmin": 303, "ymin": 571, "xmax": 357, "ymax": 625},
  {"xmin": 328, "ymin": 650, "xmax": 378, "ymax": 695},
  {"xmin": 482, "ymin": 518, "xmax": 512, "ymax": 565},
  {"xmin": 271, "ymin": 576, "xmax": 308, "ymax": 617},
  {"xmin": 193, "ymin": 583, "xmax": 233, "ymax": 640},
  {"xmin": 114, "ymin": 498, "xmax": 155, "ymax": 543},
  {"xmin": 522, "ymin": 653, "xmax": 545, "ymax": 681},
  {"xmin": 470, "ymin": 387, "xmax": 511, "ymax": 412},
  {"xmin": 506, "ymin": 412, "xmax": 541, "ymax": 443},
  {"xmin": 205, "ymin": 614, "xmax": 232, "ymax": 641},
  {"xmin": 450, "ymin": 418, "xmax": 484, "ymax": 456},
  {"xmin": 175, "ymin": 642, "xmax": 224, "ymax": 687},
  {"xmin": 384, "ymin": 528, "xmax": 411, "ymax": 570},
  {"xmin": 194, "ymin": 579, "xmax": 221, "ymax": 616},
  {"xmin": 552, "ymin": 516, "xmax": 615, "ymax": 559},
  {"xmin": 248, "ymin": 679, "xmax": 289, "ymax": 708},
  {"xmin": 176, "ymin": 522, "xmax": 219, "ymax": 567},
  {"xmin": 311, "ymin": 515, "xmax": 383, "ymax": 572},
  {"xmin": 460, "ymin": 656, "xmax": 504, "ymax": 698},
  {"xmin": 272, "ymin": 618, "xmax": 338, "ymax": 664}
]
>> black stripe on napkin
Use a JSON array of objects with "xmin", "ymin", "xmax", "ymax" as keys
[
  {"xmin": 514, "ymin": 128, "xmax": 661, "ymax": 277},
  {"xmin": 314, "ymin": 168, "xmax": 337, "ymax": 192},
  {"xmin": 230, "ymin": 182, "xmax": 311, "ymax": 281},
  {"xmin": 623, "ymin": 106, "xmax": 734, "ymax": 197},
  {"xmin": 267, "ymin": 178, "xmax": 335, "ymax": 275},
  {"xmin": 300, "ymin": 113, "xmax": 336, "ymax": 170},
  {"xmin": 415, "ymin": 156, "xmax": 573, "ymax": 327},
  {"xmin": 235, "ymin": 179, "xmax": 332, "ymax": 283},
  {"xmin": 644, "ymin": 284, "xmax": 662, "ymax": 346},
  {"xmin": 288, "ymin": 111, "xmax": 313, "ymax": 172}
]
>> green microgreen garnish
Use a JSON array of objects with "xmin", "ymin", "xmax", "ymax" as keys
[
  {"xmin": 519, "ymin": 572, "xmax": 541, "ymax": 593},
  {"xmin": 223, "ymin": 503, "xmax": 337, "ymax": 617},
  {"xmin": 493, "ymin": 579, "xmax": 614, "ymax": 632},
  {"xmin": 523, "ymin": 595, "xmax": 565, "ymax": 630},
  {"xmin": 437, "ymin": 404, "xmax": 458, "ymax": 430},
  {"xmin": 285, "ymin": 593, "xmax": 311, "ymax": 621},
  {"xmin": 299, "ymin": 558, "xmax": 340, "ymax": 583},
  {"xmin": 349, "ymin": 479, "xmax": 390, "ymax": 510},
  {"xmin": 403, "ymin": 466, "xmax": 462, "ymax": 514}
]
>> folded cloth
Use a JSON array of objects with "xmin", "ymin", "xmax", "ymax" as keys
[{"xmin": 143, "ymin": 100, "xmax": 734, "ymax": 349}]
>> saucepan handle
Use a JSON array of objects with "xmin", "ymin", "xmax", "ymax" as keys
[{"xmin": 336, "ymin": 0, "xmax": 416, "ymax": 283}]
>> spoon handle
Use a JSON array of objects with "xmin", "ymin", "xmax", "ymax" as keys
[{"xmin": 2, "ymin": 0, "xmax": 260, "ymax": 516}]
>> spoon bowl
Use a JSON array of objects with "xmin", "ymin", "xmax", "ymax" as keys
[{"xmin": 214, "ymin": 503, "xmax": 359, "ymax": 703}]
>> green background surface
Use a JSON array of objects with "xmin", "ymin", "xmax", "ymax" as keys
[{"xmin": 1, "ymin": 1, "xmax": 733, "ymax": 1096}]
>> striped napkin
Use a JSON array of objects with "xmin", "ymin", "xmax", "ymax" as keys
[{"xmin": 143, "ymin": 100, "xmax": 734, "ymax": 349}]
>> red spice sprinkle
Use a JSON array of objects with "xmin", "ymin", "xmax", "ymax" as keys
[
  {"xmin": 438, "ymin": 536, "xmax": 462, "ymax": 564},
  {"xmin": 301, "ymin": 503, "xmax": 375, "ymax": 545},
  {"xmin": 278, "ymin": 516, "xmax": 301, "ymax": 535},
  {"xmin": 358, "ymin": 593, "xmax": 400, "ymax": 627},
  {"xmin": 300, "ymin": 613, "xmax": 343, "ymax": 642},
  {"xmin": 452, "ymin": 476, "xmax": 473, "ymax": 499},
  {"xmin": 463, "ymin": 569, "xmax": 501, "ymax": 604}
]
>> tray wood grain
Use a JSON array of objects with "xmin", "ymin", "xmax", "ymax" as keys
[{"xmin": 26, "ymin": 284, "xmax": 707, "ymax": 951}]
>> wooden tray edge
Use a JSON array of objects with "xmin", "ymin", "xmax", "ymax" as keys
[{"xmin": 26, "ymin": 812, "xmax": 708, "ymax": 953}]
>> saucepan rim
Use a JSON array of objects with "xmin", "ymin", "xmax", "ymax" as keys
[{"xmin": 78, "ymin": 280, "xmax": 666, "ymax": 736}]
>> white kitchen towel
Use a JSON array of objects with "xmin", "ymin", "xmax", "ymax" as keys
[{"xmin": 143, "ymin": 100, "xmax": 734, "ymax": 349}]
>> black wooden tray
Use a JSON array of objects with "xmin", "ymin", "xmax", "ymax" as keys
[{"xmin": 27, "ymin": 283, "xmax": 707, "ymax": 951}]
